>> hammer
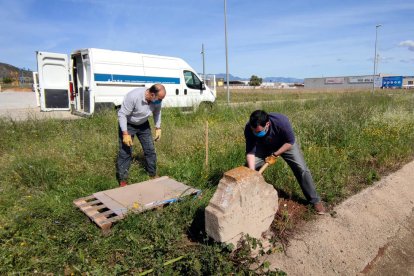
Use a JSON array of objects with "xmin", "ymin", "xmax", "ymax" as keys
[{"xmin": 258, "ymin": 155, "xmax": 278, "ymax": 174}]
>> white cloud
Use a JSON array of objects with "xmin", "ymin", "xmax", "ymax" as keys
[
  {"xmin": 399, "ymin": 40, "xmax": 414, "ymax": 51},
  {"xmin": 400, "ymin": 58, "xmax": 414, "ymax": 63},
  {"xmin": 379, "ymin": 56, "xmax": 394, "ymax": 63}
]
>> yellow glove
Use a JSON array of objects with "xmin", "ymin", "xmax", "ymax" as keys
[
  {"xmin": 265, "ymin": 155, "xmax": 277, "ymax": 165},
  {"xmin": 122, "ymin": 134, "xmax": 133, "ymax": 147},
  {"xmin": 154, "ymin": 128, "xmax": 161, "ymax": 142}
]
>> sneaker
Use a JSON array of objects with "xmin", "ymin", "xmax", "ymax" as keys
[
  {"xmin": 313, "ymin": 202, "xmax": 326, "ymax": 215},
  {"xmin": 119, "ymin": 180, "xmax": 128, "ymax": 187}
]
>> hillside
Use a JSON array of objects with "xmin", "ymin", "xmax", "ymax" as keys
[{"xmin": 0, "ymin": 62, "xmax": 33, "ymax": 82}]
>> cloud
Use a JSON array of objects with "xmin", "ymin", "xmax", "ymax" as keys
[
  {"xmin": 366, "ymin": 56, "xmax": 394, "ymax": 63},
  {"xmin": 400, "ymin": 58, "xmax": 414, "ymax": 63},
  {"xmin": 399, "ymin": 40, "xmax": 414, "ymax": 51},
  {"xmin": 379, "ymin": 56, "xmax": 394, "ymax": 63}
]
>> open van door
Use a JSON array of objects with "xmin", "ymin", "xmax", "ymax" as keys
[
  {"xmin": 32, "ymin": 71, "xmax": 40, "ymax": 107},
  {"xmin": 36, "ymin": 51, "xmax": 70, "ymax": 111},
  {"xmin": 71, "ymin": 50, "xmax": 94, "ymax": 115}
]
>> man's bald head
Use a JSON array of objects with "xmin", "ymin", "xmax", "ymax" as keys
[{"xmin": 149, "ymin": 84, "xmax": 166, "ymax": 99}]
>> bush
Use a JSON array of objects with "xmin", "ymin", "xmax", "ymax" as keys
[{"xmin": 2, "ymin": 77, "xmax": 13, "ymax": 84}]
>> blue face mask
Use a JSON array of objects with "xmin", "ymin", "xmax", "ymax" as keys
[
  {"xmin": 253, "ymin": 126, "xmax": 268, "ymax": 137},
  {"xmin": 151, "ymin": 99, "xmax": 162, "ymax": 105}
]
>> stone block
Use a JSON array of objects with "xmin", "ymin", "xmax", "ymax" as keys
[{"xmin": 205, "ymin": 166, "xmax": 278, "ymax": 246}]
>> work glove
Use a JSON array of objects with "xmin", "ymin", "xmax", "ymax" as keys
[
  {"xmin": 154, "ymin": 128, "xmax": 161, "ymax": 142},
  {"xmin": 265, "ymin": 155, "xmax": 278, "ymax": 165},
  {"xmin": 122, "ymin": 134, "xmax": 133, "ymax": 147}
]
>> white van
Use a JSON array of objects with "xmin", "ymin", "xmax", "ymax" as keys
[{"xmin": 35, "ymin": 48, "xmax": 216, "ymax": 115}]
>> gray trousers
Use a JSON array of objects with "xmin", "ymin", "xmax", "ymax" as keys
[
  {"xmin": 116, "ymin": 121, "xmax": 157, "ymax": 180},
  {"xmin": 254, "ymin": 143, "xmax": 320, "ymax": 204}
]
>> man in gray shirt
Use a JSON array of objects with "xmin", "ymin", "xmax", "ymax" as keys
[{"xmin": 116, "ymin": 84, "xmax": 166, "ymax": 187}]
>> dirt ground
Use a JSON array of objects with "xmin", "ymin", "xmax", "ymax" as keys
[
  {"xmin": 265, "ymin": 160, "xmax": 414, "ymax": 275},
  {"xmin": 1, "ymin": 87, "xmax": 33, "ymax": 92}
]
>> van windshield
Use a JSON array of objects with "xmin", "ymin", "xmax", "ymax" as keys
[{"xmin": 184, "ymin": 70, "xmax": 201, "ymax": 89}]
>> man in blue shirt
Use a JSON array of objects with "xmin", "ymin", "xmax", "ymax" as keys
[
  {"xmin": 245, "ymin": 110, "xmax": 326, "ymax": 214},
  {"xmin": 116, "ymin": 84, "xmax": 166, "ymax": 187}
]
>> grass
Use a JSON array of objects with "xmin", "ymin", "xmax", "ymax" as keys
[
  {"xmin": 214, "ymin": 87, "xmax": 369, "ymax": 103},
  {"xmin": 0, "ymin": 89, "xmax": 413, "ymax": 274}
]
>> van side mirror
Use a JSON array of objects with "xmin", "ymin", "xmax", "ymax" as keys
[{"xmin": 200, "ymin": 82, "xmax": 206, "ymax": 90}]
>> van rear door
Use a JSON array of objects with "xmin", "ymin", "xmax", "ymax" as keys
[
  {"xmin": 71, "ymin": 51, "xmax": 93, "ymax": 115},
  {"xmin": 36, "ymin": 51, "xmax": 70, "ymax": 111},
  {"xmin": 32, "ymin": 71, "xmax": 40, "ymax": 107}
]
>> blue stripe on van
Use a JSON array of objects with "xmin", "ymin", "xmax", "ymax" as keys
[{"xmin": 94, "ymin": 73, "xmax": 180, "ymax": 84}]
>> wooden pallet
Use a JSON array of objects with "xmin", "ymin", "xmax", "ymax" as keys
[
  {"xmin": 73, "ymin": 177, "xmax": 201, "ymax": 230},
  {"xmin": 73, "ymin": 195, "xmax": 124, "ymax": 230}
]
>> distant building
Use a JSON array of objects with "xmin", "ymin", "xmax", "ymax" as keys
[
  {"xmin": 403, "ymin": 76, "xmax": 414, "ymax": 89},
  {"xmin": 305, "ymin": 75, "xmax": 375, "ymax": 89},
  {"xmin": 304, "ymin": 74, "xmax": 412, "ymax": 90},
  {"xmin": 261, "ymin": 82, "xmax": 275, "ymax": 87}
]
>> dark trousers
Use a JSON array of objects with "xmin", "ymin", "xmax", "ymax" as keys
[
  {"xmin": 254, "ymin": 143, "xmax": 321, "ymax": 204},
  {"xmin": 116, "ymin": 121, "xmax": 156, "ymax": 180}
]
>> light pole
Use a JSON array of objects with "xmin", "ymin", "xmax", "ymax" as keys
[
  {"xmin": 224, "ymin": 0, "xmax": 230, "ymax": 104},
  {"xmin": 201, "ymin": 43, "xmax": 205, "ymax": 81},
  {"xmin": 372, "ymin": 24, "xmax": 382, "ymax": 94}
]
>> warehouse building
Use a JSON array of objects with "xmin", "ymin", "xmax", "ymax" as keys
[
  {"xmin": 304, "ymin": 75, "xmax": 414, "ymax": 89},
  {"xmin": 402, "ymin": 76, "xmax": 414, "ymax": 88}
]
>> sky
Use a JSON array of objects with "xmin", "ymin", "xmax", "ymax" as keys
[{"xmin": 1, "ymin": 0, "xmax": 413, "ymax": 79}]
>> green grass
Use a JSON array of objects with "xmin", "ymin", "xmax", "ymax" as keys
[
  {"xmin": 214, "ymin": 87, "xmax": 364, "ymax": 103},
  {"xmin": 0, "ymin": 89, "xmax": 413, "ymax": 274}
]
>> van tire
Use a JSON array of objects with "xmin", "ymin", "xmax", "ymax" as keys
[{"xmin": 198, "ymin": 101, "xmax": 214, "ymax": 111}]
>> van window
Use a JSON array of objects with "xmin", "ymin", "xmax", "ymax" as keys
[{"xmin": 184, "ymin": 70, "xmax": 201, "ymax": 89}]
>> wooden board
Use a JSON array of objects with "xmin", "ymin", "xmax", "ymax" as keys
[{"xmin": 73, "ymin": 176, "xmax": 201, "ymax": 230}]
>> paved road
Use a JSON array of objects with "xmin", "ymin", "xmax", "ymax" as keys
[
  {"xmin": 0, "ymin": 91, "xmax": 79, "ymax": 121},
  {"xmin": 363, "ymin": 213, "xmax": 414, "ymax": 276},
  {"xmin": 266, "ymin": 159, "xmax": 414, "ymax": 275},
  {"xmin": 0, "ymin": 91, "xmax": 39, "ymax": 108}
]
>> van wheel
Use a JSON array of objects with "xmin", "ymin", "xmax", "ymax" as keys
[{"xmin": 198, "ymin": 101, "xmax": 214, "ymax": 112}]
